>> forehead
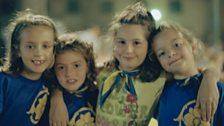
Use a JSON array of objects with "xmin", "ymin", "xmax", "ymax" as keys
[
  {"xmin": 154, "ymin": 29, "xmax": 183, "ymax": 41},
  {"xmin": 20, "ymin": 25, "xmax": 54, "ymax": 42},
  {"xmin": 116, "ymin": 24, "xmax": 148, "ymax": 38},
  {"xmin": 152, "ymin": 29, "xmax": 183, "ymax": 50},
  {"xmin": 56, "ymin": 50, "xmax": 85, "ymax": 60}
]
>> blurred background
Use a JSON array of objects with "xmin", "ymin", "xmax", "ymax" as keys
[
  {"xmin": 0, "ymin": 0, "xmax": 223, "ymax": 125},
  {"xmin": 0, "ymin": 0, "xmax": 223, "ymax": 65},
  {"xmin": 1, "ymin": 0, "xmax": 223, "ymax": 79}
]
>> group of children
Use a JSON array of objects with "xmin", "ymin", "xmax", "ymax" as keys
[{"xmin": 0, "ymin": 2, "xmax": 223, "ymax": 126}]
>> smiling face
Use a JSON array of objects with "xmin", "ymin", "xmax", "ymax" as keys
[
  {"xmin": 114, "ymin": 24, "xmax": 148, "ymax": 71},
  {"xmin": 152, "ymin": 29, "xmax": 198, "ymax": 77},
  {"xmin": 54, "ymin": 50, "xmax": 88, "ymax": 93},
  {"xmin": 19, "ymin": 25, "xmax": 55, "ymax": 80}
]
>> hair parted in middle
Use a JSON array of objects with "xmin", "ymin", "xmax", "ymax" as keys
[
  {"xmin": 107, "ymin": 2, "xmax": 161, "ymax": 82},
  {"xmin": 2, "ymin": 9, "xmax": 58, "ymax": 75}
]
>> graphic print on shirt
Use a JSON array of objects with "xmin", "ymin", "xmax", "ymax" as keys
[
  {"xmin": 69, "ymin": 107, "xmax": 95, "ymax": 126},
  {"xmin": 26, "ymin": 85, "xmax": 49, "ymax": 124},
  {"xmin": 174, "ymin": 100, "xmax": 209, "ymax": 126}
]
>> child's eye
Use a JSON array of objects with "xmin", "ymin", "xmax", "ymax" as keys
[
  {"xmin": 117, "ymin": 40, "xmax": 126, "ymax": 45},
  {"xmin": 55, "ymin": 65, "xmax": 64, "ymax": 71},
  {"xmin": 26, "ymin": 45, "xmax": 33, "ymax": 49},
  {"xmin": 158, "ymin": 51, "xmax": 165, "ymax": 58},
  {"xmin": 43, "ymin": 44, "xmax": 52, "ymax": 49},
  {"xmin": 73, "ymin": 64, "xmax": 80, "ymax": 68},
  {"xmin": 174, "ymin": 42, "xmax": 182, "ymax": 48},
  {"xmin": 133, "ymin": 41, "xmax": 141, "ymax": 45}
]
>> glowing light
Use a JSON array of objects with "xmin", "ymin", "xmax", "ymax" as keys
[{"xmin": 150, "ymin": 9, "xmax": 162, "ymax": 21}]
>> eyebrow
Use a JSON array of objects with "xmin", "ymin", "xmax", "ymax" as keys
[
  {"xmin": 25, "ymin": 41, "xmax": 54, "ymax": 45},
  {"xmin": 55, "ymin": 60, "xmax": 83, "ymax": 65},
  {"xmin": 116, "ymin": 37, "xmax": 143, "ymax": 41}
]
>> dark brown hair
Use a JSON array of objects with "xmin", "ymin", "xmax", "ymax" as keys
[
  {"xmin": 54, "ymin": 33, "xmax": 97, "ymax": 91},
  {"xmin": 107, "ymin": 2, "xmax": 161, "ymax": 82}
]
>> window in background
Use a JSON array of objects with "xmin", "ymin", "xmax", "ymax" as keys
[
  {"xmin": 67, "ymin": 0, "xmax": 80, "ymax": 14},
  {"xmin": 100, "ymin": 1, "xmax": 113, "ymax": 14}
]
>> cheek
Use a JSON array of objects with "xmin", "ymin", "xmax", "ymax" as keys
[
  {"xmin": 113, "ymin": 47, "xmax": 121, "ymax": 59},
  {"xmin": 47, "ymin": 50, "xmax": 54, "ymax": 57},
  {"xmin": 114, "ymin": 43, "xmax": 125, "ymax": 52},
  {"xmin": 159, "ymin": 58, "xmax": 167, "ymax": 67},
  {"xmin": 113, "ymin": 46, "xmax": 120, "ymax": 54},
  {"xmin": 81, "ymin": 73, "xmax": 87, "ymax": 81},
  {"xmin": 19, "ymin": 48, "xmax": 28, "ymax": 57},
  {"xmin": 55, "ymin": 71, "xmax": 64, "ymax": 80},
  {"xmin": 142, "ymin": 47, "xmax": 148, "ymax": 56}
]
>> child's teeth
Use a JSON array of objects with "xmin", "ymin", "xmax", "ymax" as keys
[
  {"xmin": 68, "ymin": 79, "xmax": 75, "ymax": 83},
  {"xmin": 34, "ymin": 61, "xmax": 41, "ymax": 64}
]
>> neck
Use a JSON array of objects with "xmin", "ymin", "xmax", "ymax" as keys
[
  {"xmin": 20, "ymin": 71, "xmax": 42, "ymax": 80},
  {"xmin": 173, "ymin": 68, "xmax": 199, "ymax": 79},
  {"xmin": 119, "ymin": 66, "xmax": 138, "ymax": 72}
]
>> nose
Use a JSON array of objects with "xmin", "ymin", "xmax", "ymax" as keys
[
  {"xmin": 34, "ymin": 46, "xmax": 43, "ymax": 57},
  {"xmin": 127, "ymin": 44, "xmax": 134, "ymax": 53},
  {"xmin": 168, "ymin": 50, "xmax": 176, "ymax": 58},
  {"xmin": 65, "ymin": 66, "xmax": 73, "ymax": 78}
]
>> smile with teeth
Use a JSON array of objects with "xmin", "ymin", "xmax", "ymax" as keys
[
  {"xmin": 32, "ymin": 60, "xmax": 44, "ymax": 65},
  {"xmin": 66, "ymin": 79, "xmax": 77, "ymax": 83}
]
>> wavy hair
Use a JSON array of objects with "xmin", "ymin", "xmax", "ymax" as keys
[{"xmin": 54, "ymin": 33, "xmax": 97, "ymax": 91}]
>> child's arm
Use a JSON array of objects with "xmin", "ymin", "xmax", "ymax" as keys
[
  {"xmin": 49, "ymin": 88, "xmax": 69, "ymax": 126},
  {"xmin": 197, "ymin": 67, "xmax": 220, "ymax": 122}
]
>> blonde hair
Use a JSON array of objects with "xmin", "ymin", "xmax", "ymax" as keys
[{"xmin": 150, "ymin": 22, "xmax": 205, "ymax": 66}]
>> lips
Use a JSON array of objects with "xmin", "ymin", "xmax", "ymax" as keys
[
  {"xmin": 123, "ymin": 56, "xmax": 135, "ymax": 60},
  {"xmin": 66, "ymin": 79, "xmax": 77, "ymax": 84},
  {"xmin": 169, "ymin": 57, "xmax": 181, "ymax": 66},
  {"xmin": 32, "ymin": 60, "xmax": 44, "ymax": 65}
]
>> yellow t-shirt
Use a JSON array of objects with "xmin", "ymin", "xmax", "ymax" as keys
[{"xmin": 96, "ymin": 71, "xmax": 165, "ymax": 126}]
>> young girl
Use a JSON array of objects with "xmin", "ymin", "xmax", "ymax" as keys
[
  {"xmin": 150, "ymin": 22, "xmax": 224, "ymax": 126},
  {"xmin": 50, "ymin": 2, "xmax": 220, "ymax": 126},
  {"xmin": 0, "ymin": 10, "xmax": 57, "ymax": 125},
  {"xmin": 52, "ymin": 33, "xmax": 98, "ymax": 126}
]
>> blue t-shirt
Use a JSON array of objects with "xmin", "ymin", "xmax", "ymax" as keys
[
  {"xmin": 158, "ymin": 74, "xmax": 224, "ymax": 126},
  {"xmin": 0, "ymin": 72, "xmax": 50, "ymax": 126},
  {"xmin": 62, "ymin": 87, "xmax": 98, "ymax": 126}
]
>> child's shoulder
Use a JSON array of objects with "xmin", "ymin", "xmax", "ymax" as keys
[
  {"xmin": 152, "ymin": 74, "xmax": 166, "ymax": 84},
  {"xmin": 0, "ymin": 72, "xmax": 17, "ymax": 88},
  {"xmin": 0, "ymin": 72, "xmax": 14, "ymax": 80},
  {"xmin": 97, "ymin": 67, "xmax": 116, "ymax": 86}
]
